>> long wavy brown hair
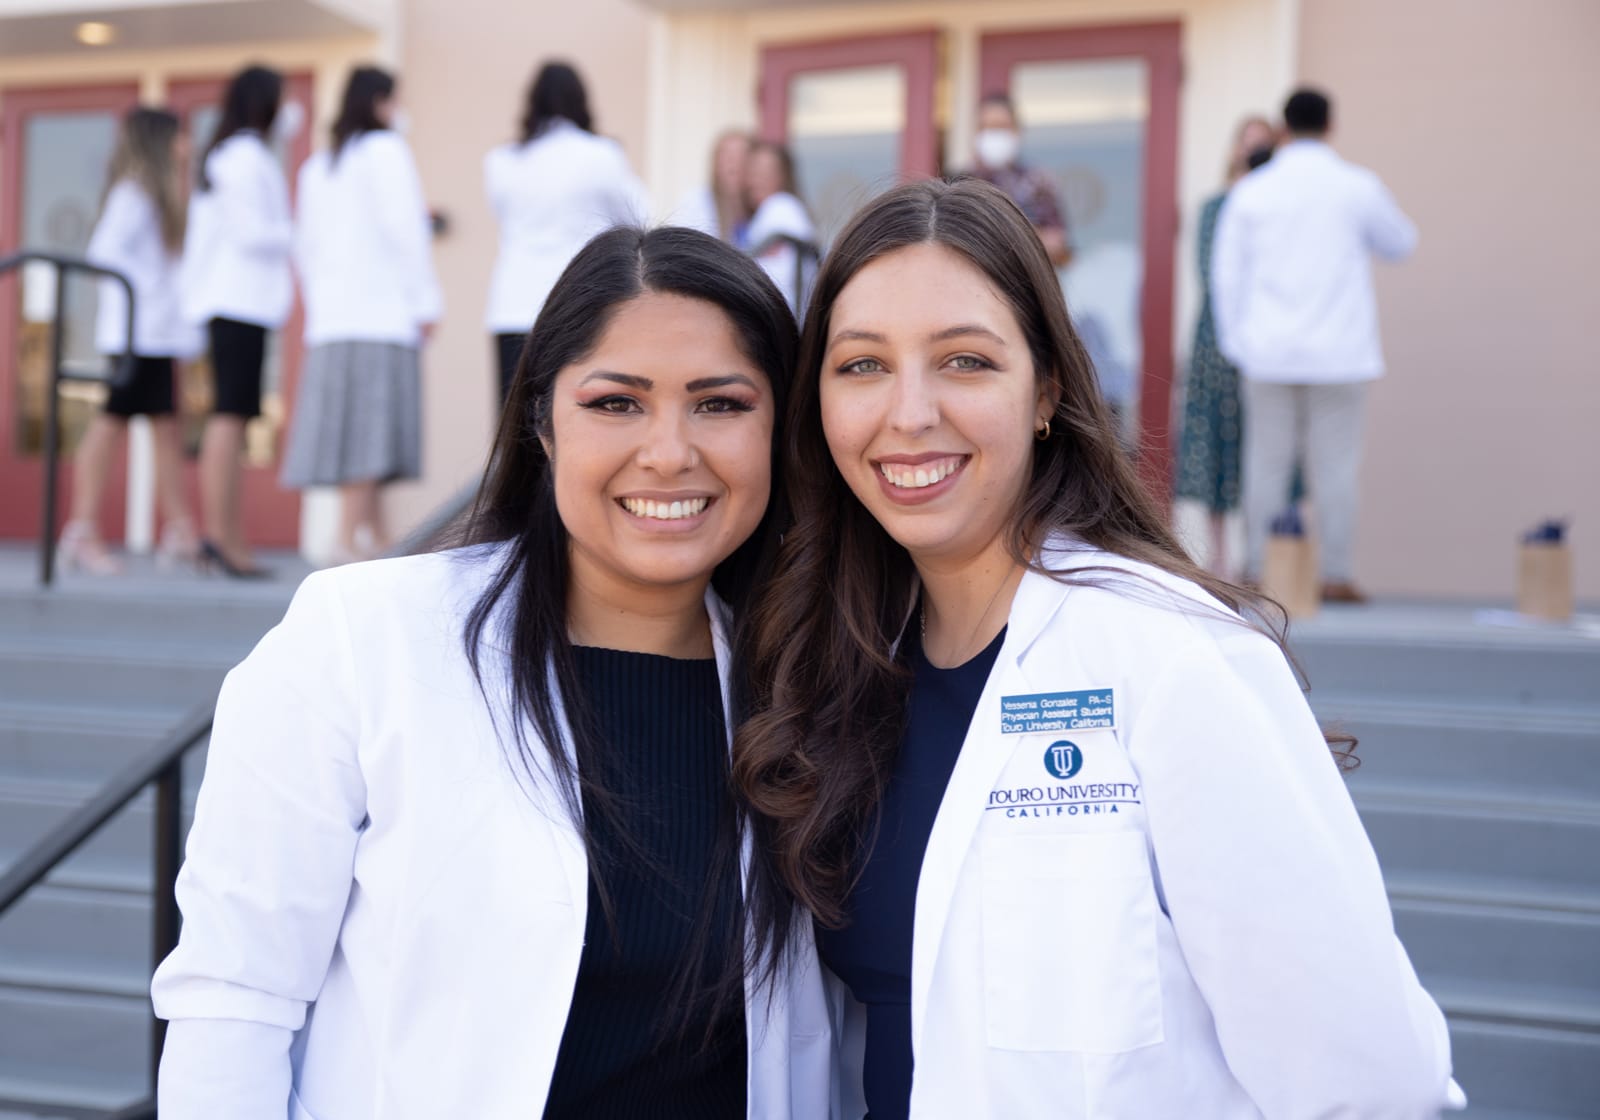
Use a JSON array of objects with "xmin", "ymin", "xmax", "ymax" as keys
[
  {"xmin": 733, "ymin": 178, "xmax": 1351, "ymax": 973},
  {"xmin": 105, "ymin": 108, "xmax": 185, "ymax": 252}
]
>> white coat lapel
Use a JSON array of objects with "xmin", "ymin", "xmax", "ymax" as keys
[{"xmin": 908, "ymin": 567, "xmax": 1074, "ymax": 1052}]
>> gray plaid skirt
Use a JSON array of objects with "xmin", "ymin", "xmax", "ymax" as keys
[{"xmin": 280, "ymin": 340, "xmax": 422, "ymax": 488}]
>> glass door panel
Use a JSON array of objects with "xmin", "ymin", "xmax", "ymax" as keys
[
  {"xmin": 1011, "ymin": 58, "xmax": 1149, "ymax": 431},
  {"xmin": 788, "ymin": 64, "xmax": 906, "ymax": 246}
]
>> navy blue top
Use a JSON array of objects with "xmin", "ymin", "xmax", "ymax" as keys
[{"xmin": 815, "ymin": 623, "xmax": 1007, "ymax": 1119}]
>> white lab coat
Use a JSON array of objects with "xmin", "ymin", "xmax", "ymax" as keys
[
  {"xmin": 85, "ymin": 180, "xmax": 203, "ymax": 359},
  {"xmin": 482, "ymin": 120, "xmax": 650, "ymax": 332},
  {"xmin": 742, "ymin": 191, "xmax": 814, "ymax": 313},
  {"xmin": 294, "ymin": 130, "xmax": 441, "ymax": 347},
  {"xmin": 827, "ymin": 540, "xmax": 1464, "ymax": 1118},
  {"xmin": 152, "ymin": 545, "xmax": 838, "ymax": 1119},
  {"xmin": 180, "ymin": 131, "xmax": 294, "ymax": 329},
  {"xmin": 1210, "ymin": 139, "xmax": 1417, "ymax": 384}
]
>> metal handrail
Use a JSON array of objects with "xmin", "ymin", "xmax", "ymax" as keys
[
  {"xmin": 0, "ymin": 250, "xmax": 137, "ymax": 589},
  {"xmin": 0, "ymin": 482, "xmax": 477, "ymax": 1118},
  {"xmin": 749, "ymin": 232, "xmax": 821, "ymax": 316}
]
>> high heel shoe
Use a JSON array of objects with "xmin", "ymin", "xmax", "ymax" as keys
[
  {"xmin": 59, "ymin": 520, "xmax": 123, "ymax": 576},
  {"xmin": 156, "ymin": 517, "xmax": 201, "ymax": 570},
  {"xmin": 198, "ymin": 539, "xmax": 271, "ymax": 580}
]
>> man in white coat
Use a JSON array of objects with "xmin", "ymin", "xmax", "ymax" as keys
[{"xmin": 1211, "ymin": 87, "xmax": 1417, "ymax": 603}]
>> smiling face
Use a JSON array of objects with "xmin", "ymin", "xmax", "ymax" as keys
[
  {"xmin": 819, "ymin": 242, "xmax": 1054, "ymax": 571},
  {"xmin": 546, "ymin": 290, "xmax": 774, "ymax": 602}
]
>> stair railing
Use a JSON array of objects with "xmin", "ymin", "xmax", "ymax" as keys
[
  {"xmin": 0, "ymin": 250, "xmax": 137, "ymax": 589},
  {"xmin": 0, "ymin": 481, "xmax": 476, "ymax": 1119},
  {"xmin": 748, "ymin": 232, "xmax": 821, "ymax": 317}
]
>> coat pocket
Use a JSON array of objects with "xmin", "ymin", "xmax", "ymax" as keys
[{"xmin": 979, "ymin": 830, "xmax": 1164, "ymax": 1053}]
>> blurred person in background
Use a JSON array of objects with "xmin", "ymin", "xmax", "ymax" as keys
[
  {"xmin": 485, "ymin": 61, "xmax": 650, "ymax": 408},
  {"xmin": 675, "ymin": 129, "xmax": 751, "ymax": 242},
  {"xmin": 281, "ymin": 65, "xmax": 441, "ymax": 564},
  {"xmin": 61, "ymin": 107, "xmax": 204, "ymax": 575},
  {"xmin": 180, "ymin": 64, "xmax": 294, "ymax": 579},
  {"xmin": 968, "ymin": 92, "xmax": 1072, "ymax": 268},
  {"xmin": 1173, "ymin": 115, "xmax": 1277, "ymax": 578},
  {"xmin": 1212, "ymin": 88, "xmax": 1416, "ymax": 603},
  {"xmin": 742, "ymin": 139, "xmax": 814, "ymax": 313}
]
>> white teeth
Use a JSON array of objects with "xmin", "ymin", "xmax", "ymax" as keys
[
  {"xmin": 878, "ymin": 458, "xmax": 963, "ymax": 489},
  {"xmin": 621, "ymin": 497, "xmax": 709, "ymax": 520}
]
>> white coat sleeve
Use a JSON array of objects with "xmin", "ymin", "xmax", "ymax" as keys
[
  {"xmin": 85, "ymin": 181, "xmax": 144, "ymax": 275},
  {"xmin": 151, "ymin": 570, "xmax": 367, "ymax": 1119},
  {"xmin": 291, "ymin": 161, "xmax": 318, "ymax": 294},
  {"xmin": 1207, "ymin": 193, "xmax": 1247, "ymax": 368},
  {"xmin": 371, "ymin": 136, "xmax": 442, "ymax": 327},
  {"xmin": 1362, "ymin": 173, "xmax": 1419, "ymax": 262},
  {"xmin": 1130, "ymin": 634, "xmax": 1462, "ymax": 1119},
  {"xmin": 213, "ymin": 142, "xmax": 293, "ymax": 258}
]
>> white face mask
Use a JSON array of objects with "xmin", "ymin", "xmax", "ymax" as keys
[
  {"xmin": 975, "ymin": 128, "xmax": 1021, "ymax": 169},
  {"xmin": 272, "ymin": 100, "xmax": 305, "ymax": 146}
]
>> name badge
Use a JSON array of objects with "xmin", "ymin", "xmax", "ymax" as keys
[{"xmin": 1000, "ymin": 689, "xmax": 1116, "ymax": 734}]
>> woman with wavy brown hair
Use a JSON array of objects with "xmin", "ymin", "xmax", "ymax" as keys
[{"xmin": 735, "ymin": 178, "xmax": 1462, "ymax": 1119}]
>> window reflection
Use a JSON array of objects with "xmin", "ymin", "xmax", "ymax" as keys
[{"xmin": 789, "ymin": 64, "xmax": 906, "ymax": 247}]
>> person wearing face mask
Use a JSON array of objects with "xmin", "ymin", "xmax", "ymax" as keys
[
  {"xmin": 967, "ymin": 93, "xmax": 1072, "ymax": 268},
  {"xmin": 281, "ymin": 65, "xmax": 441, "ymax": 564}
]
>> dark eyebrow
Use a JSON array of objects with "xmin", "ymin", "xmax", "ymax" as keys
[
  {"xmin": 686, "ymin": 373, "xmax": 761, "ymax": 392},
  {"xmin": 930, "ymin": 324, "xmax": 1007, "ymax": 346},
  {"xmin": 580, "ymin": 371, "xmax": 652, "ymax": 389}
]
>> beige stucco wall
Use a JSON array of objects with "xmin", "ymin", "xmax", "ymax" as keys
[
  {"xmin": 1297, "ymin": 0, "xmax": 1600, "ymax": 600},
  {"xmin": 388, "ymin": 0, "xmax": 655, "ymax": 533}
]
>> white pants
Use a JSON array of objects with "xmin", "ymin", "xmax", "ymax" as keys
[{"xmin": 1242, "ymin": 381, "xmax": 1369, "ymax": 582}]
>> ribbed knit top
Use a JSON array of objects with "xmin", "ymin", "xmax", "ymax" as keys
[{"xmin": 541, "ymin": 645, "xmax": 746, "ymax": 1119}]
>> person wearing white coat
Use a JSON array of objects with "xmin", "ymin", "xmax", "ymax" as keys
[
  {"xmin": 61, "ymin": 107, "xmax": 204, "ymax": 575},
  {"xmin": 484, "ymin": 61, "xmax": 650, "ymax": 406},
  {"xmin": 735, "ymin": 178, "xmax": 1464, "ymax": 1119},
  {"xmin": 741, "ymin": 140, "xmax": 816, "ymax": 315},
  {"xmin": 153, "ymin": 225, "xmax": 840, "ymax": 1119},
  {"xmin": 281, "ymin": 66, "xmax": 441, "ymax": 562},
  {"xmin": 179, "ymin": 64, "xmax": 294, "ymax": 577}
]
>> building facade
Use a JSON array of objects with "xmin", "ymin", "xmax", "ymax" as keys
[{"xmin": 1, "ymin": 0, "xmax": 1595, "ymax": 599}]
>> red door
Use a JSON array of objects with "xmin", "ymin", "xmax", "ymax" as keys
[
  {"xmin": 166, "ymin": 72, "xmax": 315, "ymax": 548},
  {"xmin": 980, "ymin": 22, "xmax": 1182, "ymax": 495},
  {"xmin": 0, "ymin": 82, "xmax": 141, "ymax": 539},
  {"xmin": 759, "ymin": 29, "xmax": 940, "ymax": 245}
]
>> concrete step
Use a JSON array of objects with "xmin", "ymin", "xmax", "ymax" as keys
[
  {"xmin": 1445, "ymin": 1018, "xmax": 1600, "ymax": 1118},
  {"xmin": 0, "ymin": 883, "xmax": 150, "ymax": 996},
  {"xmin": 1354, "ymin": 785, "xmax": 1600, "ymax": 897},
  {"xmin": 1289, "ymin": 626, "xmax": 1600, "ymax": 711},
  {"xmin": 0, "ymin": 985, "xmax": 150, "ymax": 1112},
  {"xmin": 0, "ymin": 769, "xmax": 204, "ymax": 890},
  {"xmin": 0, "ymin": 586, "xmax": 288, "ymax": 647},
  {"xmin": 1324, "ymin": 698, "xmax": 1600, "ymax": 804},
  {"xmin": 0, "ymin": 635, "xmax": 238, "ymax": 711},
  {"xmin": 0, "ymin": 701, "xmax": 190, "ymax": 785},
  {"xmin": 1394, "ymin": 894, "xmax": 1600, "ymax": 1013}
]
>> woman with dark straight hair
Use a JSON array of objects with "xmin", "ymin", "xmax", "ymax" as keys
[
  {"xmin": 735, "ymin": 178, "xmax": 1463, "ymax": 1119},
  {"xmin": 180, "ymin": 63, "xmax": 293, "ymax": 577},
  {"xmin": 484, "ymin": 60, "xmax": 648, "ymax": 408},
  {"xmin": 153, "ymin": 226, "xmax": 837, "ymax": 1118},
  {"xmin": 282, "ymin": 65, "xmax": 439, "ymax": 563}
]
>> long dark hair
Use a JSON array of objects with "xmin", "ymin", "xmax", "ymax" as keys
[
  {"xmin": 733, "ymin": 178, "xmax": 1351, "ymax": 969},
  {"xmin": 106, "ymin": 107, "xmax": 184, "ymax": 251},
  {"xmin": 198, "ymin": 64, "xmax": 282, "ymax": 190},
  {"xmin": 457, "ymin": 224, "xmax": 796, "ymax": 1036},
  {"xmin": 519, "ymin": 61, "xmax": 592, "ymax": 143},
  {"xmin": 330, "ymin": 65, "xmax": 395, "ymax": 165}
]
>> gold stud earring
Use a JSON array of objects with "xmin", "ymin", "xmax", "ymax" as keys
[{"xmin": 1035, "ymin": 419, "xmax": 1052, "ymax": 441}]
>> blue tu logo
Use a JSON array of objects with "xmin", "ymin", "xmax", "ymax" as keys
[{"xmin": 1044, "ymin": 740, "xmax": 1083, "ymax": 779}]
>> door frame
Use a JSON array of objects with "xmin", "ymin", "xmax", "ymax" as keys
[
  {"xmin": 759, "ymin": 28, "xmax": 942, "ymax": 181},
  {"xmin": 980, "ymin": 20, "xmax": 1182, "ymax": 496},
  {"xmin": 0, "ymin": 81, "xmax": 143, "ymax": 540}
]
